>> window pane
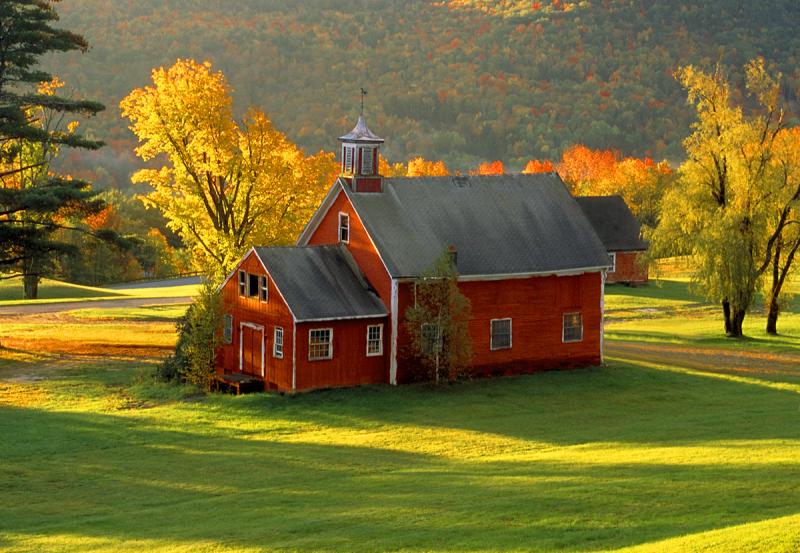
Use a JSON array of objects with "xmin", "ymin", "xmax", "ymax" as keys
[
  {"xmin": 367, "ymin": 325, "xmax": 382, "ymax": 355},
  {"xmin": 563, "ymin": 313, "xmax": 583, "ymax": 342},
  {"xmin": 248, "ymin": 274, "xmax": 259, "ymax": 297},
  {"xmin": 309, "ymin": 329, "xmax": 332, "ymax": 360},
  {"xmin": 339, "ymin": 213, "xmax": 349, "ymax": 242},
  {"xmin": 491, "ymin": 319, "xmax": 511, "ymax": 350},
  {"xmin": 238, "ymin": 271, "xmax": 246, "ymax": 296},
  {"xmin": 361, "ymin": 148, "xmax": 373, "ymax": 174},
  {"xmin": 274, "ymin": 327, "xmax": 283, "ymax": 357},
  {"xmin": 223, "ymin": 314, "xmax": 233, "ymax": 344},
  {"xmin": 421, "ymin": 324, "xmax": 441, "ymax": 355},
  {"xmin": 260, "ymin": 275, "xmax": 268, "ymax": 302}
]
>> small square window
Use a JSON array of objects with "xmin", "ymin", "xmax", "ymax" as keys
[
  {"xmin": 563, "ymin": 312, "xmax": 583, "ymax": 343},
  {"xmin": 259, "ymin": 275, "xmax": 268, "ymax": 302},
  {"xmin": 309, "ymin": 328, "xmax": 332, "ymax": 360},
  {"xmin": 274, "ymin": 327, "xmax": 284, "ymax": 358},
  {"xmin": 248, "ymin": 273, "xmax": 259, "ymax": 298},
  {"xmin": 609, "ymin": 252, "xmax": 616, "ymax": 273},
  {"xmin": 490, "ymin": 318, "xmax": 512, "ymax": 350},
  {"xmin": 421, "ymin": 323, "xmax": 441, "ymax": 355},
  {"xmin": 223, "ymin": 314, "xmax": 233, "ymax": 344},
  {"xmin": 238, "ymin": 270, "xmax": 246, "ymax": 297},
  {"xmin": 366, "ymin": 324, "xmax": 383, "ymax": 356},
  {"xmin": 339, "ymin": 212, "xmax": 350, "ymax": 243}
]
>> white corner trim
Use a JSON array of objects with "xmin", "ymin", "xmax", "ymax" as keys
[
  {"xmin": 600, "ymin": 269, "xmax": 606, "ymax": 364},
  {"xmin": 292, "ymin": 320, "xmax": 297, "ymax": 391},
  {"xmin": 390, "ymin": 279, "xmax": 398, "ymax": 385}
]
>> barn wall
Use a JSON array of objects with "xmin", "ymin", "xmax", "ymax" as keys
[
  {"xmin": 216, "ymin": 251, "xmax": 295, "ymax": 391},
  {"xmin": 395, "ymin": 272, "xmax": 603, "ymax": 383},
  {"xmin": 295, "ymin": 317, "xmax": 389, "ymax": 390},
  {"xmin": 306, "ymin": 189, "xmax": 392, "ymax": 308},
  {"xmin": 607, "ymin": 251, "xmax": 648, "ymax": 284}
]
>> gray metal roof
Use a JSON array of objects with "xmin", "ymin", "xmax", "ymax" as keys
[
  {"xmin": 575, "ymin": 196, "xmax": 648, "ymax": 252},
  {"xmin": 343, "ymin": 173, "xmax": 611, "ymax": 278},
  {"xmin": 338, "ymin": 115, "xmax": 384, "ymax": 143},
  {"xmin": 254, "ymin": 245, "xmax": 387, "ymax": 322}
]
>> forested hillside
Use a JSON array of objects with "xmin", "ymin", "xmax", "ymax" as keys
[{"xmin": 48, "ymin": 0, "xmax": 800, "ymax": 188}]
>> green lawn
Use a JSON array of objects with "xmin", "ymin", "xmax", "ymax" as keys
[
  {"xmin": 0, "ymin": 276, "xmax": 199, "ymax": 305},
  {"xmin": 1, "ymin": 278, "xmax": 799, "ymax": 552}
]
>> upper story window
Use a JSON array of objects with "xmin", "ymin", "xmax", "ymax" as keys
[
  {"xmin": 563, "ymin": 312, "xmax": 583, "ymax": 343},
  {"xmin": 274, "ymin": 326, "xmax": 284, "ymax": 358},
  {"xmin": 608, "ymin": 252, "xmax": 616, "ymax": 273},
  {"xmin": 248, "ymin": 273, "xmax": 259, "ymax": 298},
  {"xmin": 366, "ymin": 324, "xmax": 383, "ymax": 356},
  {"xmin": 360, "ymin": 147, "xmax": 374, "ymax": 175},
  {"xmin": 259, "ymin": 275, "xmax": 268, "ymax": 302},
  {"xmin": 223, "ymin": 314, "xmax": 233, "ymax": 344},
  {"xmin": 238, "ymin": 270, "xmax": 246, "ymax": 297},
  {"xmin": 338, "ymin": 212, "xmax": 350, "ymax": 243},
  {"xmin": 490, "ymin": 318, "xmax": 512, "ymax": 350},
  {"xmin": 343, "ymin": 146, "xmax": 354, "ymax": 173},
  {"xmin": 309, "ymin": 328, "xmax": 333, "ymax": 360}
]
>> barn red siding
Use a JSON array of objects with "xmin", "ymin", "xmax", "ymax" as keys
[
  {"xmin": 216, "ymin": 251, "xmax": 295, "ymax": 391},
  {"xmin": 295, "ymin": 318, "xmax": 388, "ymax": 390},
  {"xmin": 395, "ymin": 272, "xmax": 603, "ymax": 383},
  {"xmin": 607, "ymin": 251, "xmax": 648, "ymax": 284},
  {"xmin": 306, "ymin": 189, "xmax": 392, "ymax": 307}
]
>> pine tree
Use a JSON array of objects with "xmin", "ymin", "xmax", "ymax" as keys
[{"xmin": 0, "ymin": 0, "xmax": 106, "ymax": 297}]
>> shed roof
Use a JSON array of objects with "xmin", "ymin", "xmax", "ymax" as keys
[
  {"xmin": 254, "ymin": 245, "xmax": 387, "ymax": 322},
  {"xmin": 342, "ymin": 173, "xmax": 611, "ymax": 278},
  {"xmin": 575, "ymin": 196, "xmax": 648, "ymax": 252}
]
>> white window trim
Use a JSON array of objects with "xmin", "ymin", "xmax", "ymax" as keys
[
  {"xmin": 308, "ymin": 327, "xmax": 333, "ymax": 361},
  {"xmin": 259, "ymin": 275, "xmax": 269, "ymax": 302},
  {"xmin": 338, "ymin": 212, "xmax": 350, "ymax": 244},
  {"xmin": 490, "ymin": 317, "xmax": 512, "ymax": 351},
  {"xmin": 562, "ymin": 312, "xmax": 584, "ymax": 343},
  {"xmin": 366, "ymin": 323, "xmax": 383, "ymax": 357},
  {"xmin": 608, "ymin": 252, "xmax": 616, "ymax": 274},
  {"xmin": 273, "ymin": 326, "xmax": 284, "ymax": 359},
  {"xmin": 360, "ymin": 147, "xmax": 374, "ymax": 175},
  {"xmin": 238, "ymin": 270, "xmax": 246, "ymax": 297}
]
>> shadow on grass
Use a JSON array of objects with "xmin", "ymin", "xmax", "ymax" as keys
[
  {"xmin": 2, "ymin": 391, "xmax": 800, "ymax": 552},
  {"xmin": 606, "ymin": 328, "xmax": 800, "ymax": 353}
]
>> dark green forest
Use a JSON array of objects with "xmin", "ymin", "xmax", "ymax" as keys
[{"xmin": 48, "ymin": 0, "xmax": 800, "ymax": 188}]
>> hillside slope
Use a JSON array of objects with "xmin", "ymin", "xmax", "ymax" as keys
[{"xmin": 47, "ymin": 0, "xmax": 800, "ymax": 185}]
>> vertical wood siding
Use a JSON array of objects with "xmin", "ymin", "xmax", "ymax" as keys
[
  {"xmin": 395, "ymin": 272, "xmax": 603, "ymax": 383},
  {"xmin": 607, "ymin": 251, "xmax": 648, "ymax": 284},
  {"xmin": 295, "ymin": 317, "xmax": 388, "ymax": 390},
  {"xmin": 216, "ymin": 251, "xmax": 295, "ymax": 391}
]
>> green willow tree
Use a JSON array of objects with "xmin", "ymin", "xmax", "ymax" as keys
[
  {"xmin": 653, "ymin": 59, "xmax": 800, "ymax": 336},
  {"xmin": 0, "ymin": 0, "xmax": 106, "ymax": 298}
]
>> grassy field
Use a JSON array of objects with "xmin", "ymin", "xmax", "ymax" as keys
[
  {"xmin": 0, "ymin": 276, "xmax": 199, "ymax": 305},
  {"xmin": 1, "ymin": 276, "xmax": 799, "ymax": 552}
]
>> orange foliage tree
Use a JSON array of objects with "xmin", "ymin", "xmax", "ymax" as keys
[
  {"xmin": 473, "ymin": 160, "xmax": 504, "ymax": 175},
  {"xmin": 521, "ymin": 159, "xmax": 555, "ymax": 173}
]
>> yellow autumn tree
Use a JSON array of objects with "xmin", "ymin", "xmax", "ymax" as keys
[
  {"xmin": 120, "ymin": 59, "xmax": 336, "ymax": 279},
  {"xmin": 406, "ymin": 157, "xmax": 449, "ymax": 176}
]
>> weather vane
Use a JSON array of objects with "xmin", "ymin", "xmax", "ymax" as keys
[{"xmin": 360, "ymin": 87, "xmax": 367, "ymax": 115}]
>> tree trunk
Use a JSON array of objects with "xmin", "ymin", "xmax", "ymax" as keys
[
  {"xmin": 722, "ymin": 299, "xmax": 732, "ymax": 334},
  {"xmin": 766, "ymin": 297, "xmax": 780, "ymax": 335},
  {"xmin": 23, "ymin": 271, "xmax": 40, "ymax": 300},
  {"xmin": 728, "ymin": 308, "xmax": 746, "ymax": 337}
]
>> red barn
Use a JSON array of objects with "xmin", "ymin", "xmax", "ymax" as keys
[
  {"xmin": 576, "ymin": 196, "xmax": 649, "ymax": 285},
  {"xmin": 215, "ymin": 115, "xmax": 612, "ymax": 391}
]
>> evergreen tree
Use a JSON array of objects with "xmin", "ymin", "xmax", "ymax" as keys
[{"xmin": 0, "ymin": 0, "xmax": 106, "ymax": 297}]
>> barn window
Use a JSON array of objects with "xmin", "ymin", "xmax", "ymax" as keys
[
  {"xmin": 344, "ymin": 146, "xmax": 354, "ymax": 173},
  {"xmin": 608, "ymin": 252, "xmax": 616, "ymax": 273},
  {"xmin": 238, "ymin": 270, "xmax": 246, "ymax": 297},
  {"xmin": 490, "ymin": 318, "xmax": 512, "ymax": 350},
  {"xmin": 421, "ymin": 323, "xmax": 441, "ymax": 355},
  {"xmin": 248, "ymin": 273, "xmax": 259, "ymax": 298},
  {"xmin": 361, "ymin": 147, "xmax": 374, "ymax": 175},
  {"xmin": 223, "ymin": 314, "xmax": 233, "ymax": 344},
  {"xmin": 366, "ymin": 324, "xmax": 383, "ymax": 356},
  {"xmin": 274, "ymin": 327, "xmax": 284, "ymax": 358},
  {"xmin": 563, "ymin": 312, "xmax": 583, "ymax": 343},
  {"xmin": 259, "ymin": 275, "xmax": 268, "ymax": 302},
  {"xmin": 338, "ymin": 212, "xmax": 350, "ymax": 243},
  {"xmin": 309, "ymin": 328, "xmax": 333, "ymax": 360}
]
